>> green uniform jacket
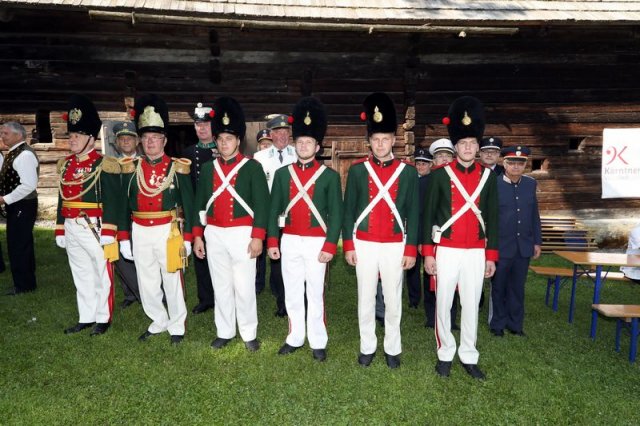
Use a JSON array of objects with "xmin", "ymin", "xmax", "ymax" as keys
[{"xmin": 267, "ymin": 161, "xmax": 343, "ymax": 255}]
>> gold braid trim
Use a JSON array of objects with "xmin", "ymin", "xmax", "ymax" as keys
[
  {"xmin": 119, "ymin": 157, "xmax": 136, "ymax": 174},
  {"xmin": 56, "ymin": 158, "xmax": 67, "ymax": 175},
  {"xmin": 58, "ymin": 163, "xmax": 102, "ymax": 201},
  {"xmin": 135, "ymin": 159, "xmax": 176, "ymax": 197},
  {"xmin": 101, "ymin": 156, "xmax": 121, "ymax": 174}
]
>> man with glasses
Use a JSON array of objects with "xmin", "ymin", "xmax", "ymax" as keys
[
  {"xmin": 479, "ymin": 137, "xmax": 504, "ymax": 175},
  {"xmin": 119, "ymin": 94, "xmax": 194, "ymax": 345},
  {"xmin": 489, "ymin": 146, "xmax": 541, "ymax": 338}
]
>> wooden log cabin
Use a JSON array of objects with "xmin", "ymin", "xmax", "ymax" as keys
[{"xmin": 1, "ymin": 1, "xmax": 639, "ymax": 232}]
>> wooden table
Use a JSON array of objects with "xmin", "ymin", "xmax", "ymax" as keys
[{"xmin": 553, "ymin": 251, "xmax": 640, "ymax": 339}]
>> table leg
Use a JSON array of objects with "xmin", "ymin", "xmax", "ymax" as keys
[
  {"xmin": 552, "ymin": 275, "xmax": 561, "ymax": 312},
  {"xmin": 545, "ymin": 278, "xmax": 551, "ymax": 307},
  {"xmin": 589, "ymin": 264, "xmax": 603, "ymax": 339},
  {"xmin": 569, "ymin": 264, "xmax": 579, "ymax": 323},
  {"xmin": 630, "ymin": 319, "xmax": 638, "ymax": 363}
]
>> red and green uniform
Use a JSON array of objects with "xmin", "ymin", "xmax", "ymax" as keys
[{"xmin": 267, "ymin": 160, "xmax": 343, "ymax": 254}]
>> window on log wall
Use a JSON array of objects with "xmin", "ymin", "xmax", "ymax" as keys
[
  {"xmin": 35, "ymin": 109, "xmax": 52, "ymax": 143},
  {"xmin": 569, "ymin": 137, "xmax": 585, "ymax": 151}
]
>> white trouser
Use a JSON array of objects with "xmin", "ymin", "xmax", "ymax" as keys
[
  {"xmin": 205, "ymin": 225, "xmax": 258, "ymax": 342},
  {"xmin": 64, "ymin": 218, "xmax": 112, "ymax": 324},
  {"xmin": 281, "ymin": 234, "xmax": 328, "ymax": 349},
  {"xmin": 354, "ymin": 239, "xmax": 404, "ymax": 356},
  {"xmin": 132, "ymin": 222, "xmax": 187, "ymax": 336},
  {"xmin": 435, "ymin": 246, "xmax": 485, "ymax": 364}
]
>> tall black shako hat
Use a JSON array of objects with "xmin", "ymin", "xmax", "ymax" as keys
[
  {"xmin": 360, "ymin": 92, "xmax": 397, "ymax": 136},
  {"xmin": 65, "ymin": 94, "xmax": 102, "ymax": 139},
  {"xmin": 133, "ymin": 94, "xmax": 169, "ymax": 136},
  {"xmin": 443, "ymin": 96, "xmax": 485, "ymax": 145},
  {"xmin": 211, "ymin": 96, "xmax": 246, "ymax": 141},
  {"xmin": 291, "ymin": 97, "xmax": 327, "ymax": 143}
]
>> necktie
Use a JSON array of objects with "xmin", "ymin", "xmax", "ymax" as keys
[{"xmin": 278, "ymin": 150, "xmax": 283, "ymax": 164}]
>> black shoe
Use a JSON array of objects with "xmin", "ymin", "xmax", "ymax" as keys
[
  {"xmin": 90, "ymin": 323, "xmax": 110, "ymax": 336},
  {"xmin": 312, "ymin": 349, "xmax": 327, "ymax": 362},
  {"xmin": 508, "ymin": 329, "xmax": 526, "ymax": 337},
  {"xmin": 376, "ymin": 316, "xmax": 385, "ymax": 328},
  {"xmin": 121, "ymin": 299, "xmax": 136, "ymax": 309},
  {"xmin": 138, "ymin": 330, "xmax": 159, "ymax": 341},
  {"xmin": 245, "ymin": 339, "xmax": 260, "ymax": 352},
  {"xmin": 64, "ymin": 322, "xmax": 95, "ymax": 334},
  {"xmin": 192, "ymin": 303, "xmax": 214, "ymax": 315},
  {"xmin": 385, "ymin": 353, "xmax": 401, "ymax": 369},
  {"xmin": 435, "ymin": 360, "xmax": 452, "ymax": 377},
  {"xmin": 358, "ymin": 352, "xmax": 375, "ymax": 367},
  {"xmin": 490, "ymin": 329, "xmax": 504, "ymax": 337},
  {"xmin": 461, "ymin": 362, "xmax": 486, "ymax": 380},
  {"xmin": 278, "ymin": 343, "xmax": 302, "ymax": 355},
  {"xmin": 424, "ymin": 320, "xmax": 435, "ymax": 329},
  {"xmin": 211, "ymin": 337, "xmax": 232, "ymax": 349},
  {"xmin": 170, "ymin": 335, "xmax": 184, "ymax": 345},
  {"xmin": 451, "ymin": 323, "xmax": 460, "ymax": 331},
  {"xmin": 274, "ymin": 308, "xmax": 287, "ymax": 318},
  {"xmin": 409, "ymin": 302, "xmax": 419, "ymax": 309}
]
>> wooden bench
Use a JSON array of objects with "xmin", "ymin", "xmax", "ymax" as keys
[
  {"xmin": 529, "ymin": 265, "xmax": 630, "ymax": 312},
  {"xmin": 540, "ymin": 216, "xmax": 597, "ymax": 253},
  {"xmin": 592, "ymin": 304, "xmax": 640, "ymax": 362}
]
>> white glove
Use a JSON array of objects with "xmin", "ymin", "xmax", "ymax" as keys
[
  {"xmin": 184, "ymin": 241, "xmax": 192, "ymax": 257},
  {"xmin": 100, "ymin": 235, "xmax": 115, "ymax": 246},
  {"xmin": 55, "ymin": 235, "xmax": 66, "ymax": 249},
  {"xmin": 120, "ymin": 240, "xmax": 134, "ymax": 261}
]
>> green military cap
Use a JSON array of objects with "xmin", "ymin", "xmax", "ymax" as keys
[
  {"xmin": 113, "ymin": 121, "xmax": 138, "ymax": 138},
  {"xmin": 266, "ymin": 114, "xmax": 291, "ymax": 130}
]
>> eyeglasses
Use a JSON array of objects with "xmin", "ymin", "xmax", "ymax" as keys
[
  {"xmin": 504, "ymin": 160, "xmax": 526, "ymax": 167},
  {"xmin": 141, "ymin": 135, "xmax": 165, "ymax": 143}
]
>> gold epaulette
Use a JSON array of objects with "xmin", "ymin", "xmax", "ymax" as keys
[
  {"xmin": 172, "ymin": 157, "xmax": 192, "ymax": 175},
  {"xmin": 56, "ymin": 158, "xmax": 68, "ymax": 175},
  {"xmin": 100, "ymin": 156, "xmax": 121, "ymax": 174},
  {"xmin": 118, "ymin": 157, "xmax": 137, "ymax": 174}
]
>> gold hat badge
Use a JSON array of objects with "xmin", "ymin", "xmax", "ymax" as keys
[
  {"xmin": 462, "ymin": 111, "xmax": 472, "ymax": 126},
  {"xmin": 222, "ymin": 112, "xmax": 230, "ymax": 126},
  {"xmin": 69, "ymin": 108, "xmax": 82, "ymax": 125},
  {"xmin": 139, "ymin": 106, "xmax": 165, "ymax": 129},
  {"xmin": 304, "ymin": 111, "xmax": 312, "ymax": 126},
  {"xmin": 373, "ymin": 106, "xmax": 383, "ymax": 123}
]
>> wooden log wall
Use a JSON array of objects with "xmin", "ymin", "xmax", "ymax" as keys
[{"xmin": 1, "ymin": 8, "xmax": 640, "ymax": 211}]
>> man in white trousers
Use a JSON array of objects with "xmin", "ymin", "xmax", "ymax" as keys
[
  {"xmin": 423, "ymin": 96, "xmax": 499, "ymax": 380},
  {"xmin": 267, "ymin": 97, "xmax": 343, "ymax": 362},
  {"xmin": 343, "ymin": 92, "xmax": 419, "ymax": 369},
  {"xmin": 193, "ymin": 96, "xmax": 270, "ymax": 352}
]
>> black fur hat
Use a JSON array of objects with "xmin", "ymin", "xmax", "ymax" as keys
[
  {"xmin": 291, "ymin": 97, "xmax": 327, "ymax": 143},
  {"xmin": 65, "ymin": 94, "xmax": 102, "ymax": 139},
  {"xmin": 444, "ymin": 96, "xmax": 485, "ymax": 144},
  {"xmin": 133, "ymin": 94, "xmax": 169, "ymax": 136},
  {"xmin": 361, "ymin": 92, "xmax": 397, "ymax": 135},
  {"xmin": 211, "ymin": 97, "xmax": 246, "ymax": 140}
]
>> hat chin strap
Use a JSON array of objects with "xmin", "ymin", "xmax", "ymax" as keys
[{"xmin": 79, "ymin": 135, "xmax": 94, "ymax": 156}]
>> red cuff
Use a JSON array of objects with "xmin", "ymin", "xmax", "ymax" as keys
[
  {"xmin": 251, "ymin": 227, "xmax": 266, "ymax": 240},
  {"xmin": 183, "ymin": 232, "xmax": 193, "ymax": 243},
  {"xmin": 55, "ymin": 227, "xmax": 65, "ymax": 237},
  {"xmin": 117, "ymin": 231, "xmax": 130, "ymax": 241},
  {"xmin": 421, "ymin": 244, "xmax": 435, "ymax": 257},
  {"xmin": 267, "ymin": 237, "xmax": 279, "ymax": 249},
  {"xmin": 321, "ymin": 241, "xmax": 337, "ymax": 255},
  {"xmin": 101, "ymin": 228, "xmax": 117, "ymax": 238},
  {"xmin": 343, "ymin": 239, "xmax": 355, "ymax": 252},
  {"xmin": 485, "ymin": 249, "xmax": 499, "ymax": 262},
  {"xmin": 403, "ymin": 244, "xmax": 417, "ymax": 257},
  {"xmin": 192, "ymin": 226, "xmax": 204, "ymax": 238}
]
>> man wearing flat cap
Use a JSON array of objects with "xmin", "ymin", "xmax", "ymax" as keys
[
  {"xmin": 56, "ymin": 94, "xmax": 121, "ymax": 337},
  {"xmin": 118, "ymin": 94, "xmax": 195, "ymax": 345},
  {"xmin": 110, "ymin": 121, "xmax": 141, "ymax": 309},
  {"xmin": 254, "ymin": 128, "xmax": 273, "ymax": 294},
  {"xmin": 479, "ymin": 137, "xmax": 504, "ymax": 175},
  {"xmin": 254, "ymin": 114, "xmax": 297, "ymax": 318},
  {"xmin": 489, "ymin": 145, "xmax": 541, "ymax": 338},
  {"xmin": 423, "ymin": 96, "xmax": 499, "ymax": 380},
  {"xmin": 256, "ymin": 129, "xmax": 273, "ymax": 152},
  {"xmin": 267, "ymin": 97, "xmax": 343, "ymax": 362},
  {"xmin": 180, "ymin": 102, "xmax": 218, "ymax": 316},
  {"xmin": 193, "ymin": 96, "xmax": 270, "ymax": 352},
  {"xmin": 343, "ymin": 92, "xmax": 419, "ymax": 369}
]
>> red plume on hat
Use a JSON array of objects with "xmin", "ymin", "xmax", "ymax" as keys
[
  {"xmin": 442, "ymin": 117, "xmax": 450, "ymax": 126},
  {"xmin": 360, "ymin": 112, "xmax": 367, "ymax": 121},
  {"xmin": 62, "ymin": 112, "xmax": 69, "ymax": 122},
  {"xmin": 288, "ymin": 115, "xmax": 294, "ymax": 125}
]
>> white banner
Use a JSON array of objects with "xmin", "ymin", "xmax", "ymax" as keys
[{"xmin": 602, "ymin": 128, "xmax": 640, "ymax": 199}]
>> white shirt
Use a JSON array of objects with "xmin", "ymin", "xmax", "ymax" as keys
[
  {"xmin": 621, "ymin": 224, "xmax": 640, "ymax": 279},
  {"xmin": 2, "ymin": 141, "xmax": 39, "ymax": 205},
  {"xmin": 253, "ymin": 145, "xmax": 297, "ymax": 191}
]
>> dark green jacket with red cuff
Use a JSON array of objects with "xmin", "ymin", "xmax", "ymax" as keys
[
  {"xmin": 192, "ymin": 153, "xmax": 270, "ymax": 240},
  {"xmin": 342, "ymin": 156, "xmax": 419, "ymax": 257},
  {"xmin": 421, "ymin": 160, "xmax": 499, "ymax": 261},
  {"xmin": 267, "ymin": 160, "xmax": 343, "ymax": 255}
]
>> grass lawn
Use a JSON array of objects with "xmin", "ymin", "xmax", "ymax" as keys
[{"xmin": 1, "ymin": 228, "xmax": 640, "ymax": 424}]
